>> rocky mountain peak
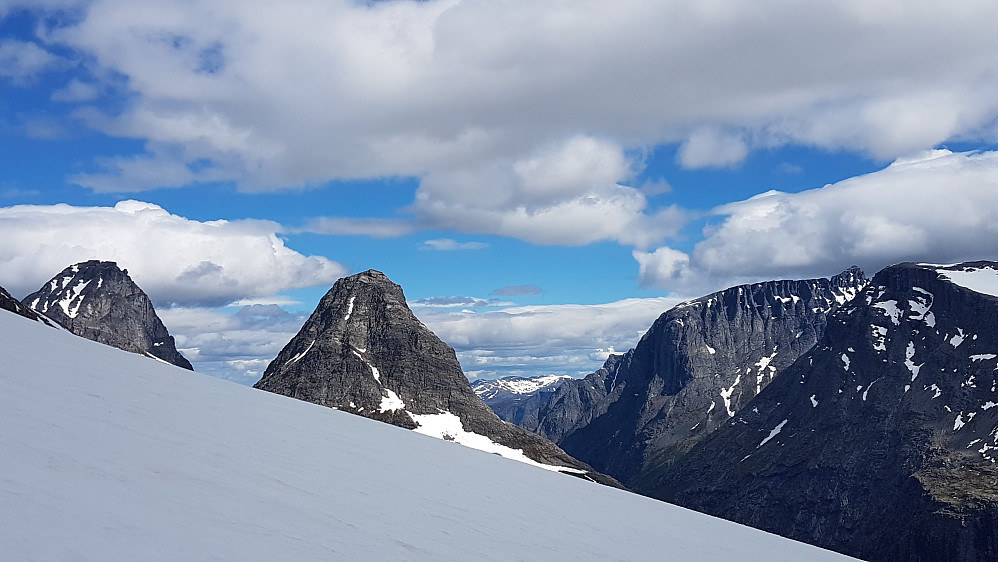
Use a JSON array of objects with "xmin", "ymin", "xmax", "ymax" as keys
[
  {"xmin": 23, "ymin": 260, "xmax": 193, "ymax": 370},
  {"xmin": 0, "ymin": 284, "xmax": 57, "ymax": 327},
  {"xmin": 255, "ymin": 270, "xmax": 615, "ymax": 482},
  {"xmin": 518, "ymin": 267, "xmax": 868, "ymax": 485},
  {"xmin": 648, "ymin": 261, "xmax": 998, "ymax": 560},
  {"xmin": 830, "ymin": 264, "xmax": 866, "ymax": 288}
]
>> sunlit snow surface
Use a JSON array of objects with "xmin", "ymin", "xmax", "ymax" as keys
[
  {"xmin": 934, "ymin": 264, "xmax": 998, "ymax": 298},
  {"xmin": 410, "ymin": 411, "xmax": 584, "ymax": 474},
  {"xmin": 0, "ymin": 311, "xmax": 854, "ymax": 561}
]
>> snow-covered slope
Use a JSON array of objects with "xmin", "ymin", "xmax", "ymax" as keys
[
  {"xmin": 0, "ymin": 309, "xmax": 852, "ymax": 560},
  {"xmin": 933, "ymin": 261, "xmax": 998, "ymax": 298}
]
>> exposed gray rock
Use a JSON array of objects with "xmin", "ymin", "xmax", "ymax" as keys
[
  {"xmin": 524, "ymin": 267, "xmax": 867, "ymax": 486},
  {"xmin": 649, "ymin": 262, "xmax": 998, "ymax": 561},
  {"xmin": 0, "ymin": 284, "xmax": 58, "ymax": 327},
  {"xmin": 254, "ymin": 270, "xmax": 618, "ymax": 484},
  {"xmin": 23, "ymin": 261, "xmax": 193, "ymax": 370}
]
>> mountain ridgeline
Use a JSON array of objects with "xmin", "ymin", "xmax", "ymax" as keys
[
  {"xmin": 647, "ymin": 262, "xmax": 998, "ymax": 561},
  {"xmin": 22, "ymin": 260, "xmax": 192, "ymax": 370},
  {"xmin": 254, "ymin": 270, "xmax": 617, "ymax": 483},
  {"xmin": 472, "ymin": 374, "xmax": 574, "ymax": 426},
  {"xmin": 510, "ymin": 267, "xmax": 868, "ymax": 487},
  {"xmin": 0, "ymin": 284, "xmax": 57, "ymax": 327}
]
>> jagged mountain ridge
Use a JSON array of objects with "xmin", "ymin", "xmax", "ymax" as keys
[
  {"xmin": 23, "ymin": 260, "xmax": 193, "ymax": 370},
  {"xmin": 521, "ymin": 267, "xmax": 867, "ymax": 486},
  {"xmin": 647, "ymin": 262, "xmax": 998, "ymax": 561},
  {"xmin": 0, "ymin": 283, "xmax": 57, "ymax": 327},
  {"xmin": 254, "ymin": 270, "xmax": 616, "ymax": 482},
  {"xmin": 472, "ymin": 374, "xmax": 574, "ymax": 426}
]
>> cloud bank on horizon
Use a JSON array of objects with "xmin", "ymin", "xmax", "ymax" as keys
[{"xmin": 4, "ymin": 0, "xmax": 998, "ymax": 381}]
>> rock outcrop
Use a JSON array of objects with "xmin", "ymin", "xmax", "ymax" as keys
[
  {"xmin": 648, "ymin": 262, "xmax": 998, "ymax": 561},
  {"xmin": 23, "ymin": 261, "xmax": 193, "ymax": 370},
  {"xmin": 0, "ymin": 284, "xmax": 57, "ymax": 326},
  {"xmin": 523, "ymin": 267, "xmax": 868, "ymax": 486},
  {"xmin": 255, "ymin": 270, "xmax": 616, "ymax": 483}
]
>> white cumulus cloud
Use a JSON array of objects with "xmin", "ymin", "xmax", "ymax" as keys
[
  {"xmin": 636, "ymin": 150, "xmax": 998, "ymax": 292},
  {"xmin": 0, "ymin": 200, "xmax": 346, "ymax": 305},
  {"xmin": 677, "ymin": 129, "xmax": 749, "ymax": 169},
  {"xmin": 0, "ymin": 39, "xmax": 61, "ymax": 83},
  {"xmin": 8, "ymin": 0, "xmax": 998, "ymax": 249},
  {"xmin": 415, "ymin": 296, "xmax": 686, "ymax": 379},
  {"xmin": 158, "ymin": 304, "xmax": 308, "ymax": 385}
]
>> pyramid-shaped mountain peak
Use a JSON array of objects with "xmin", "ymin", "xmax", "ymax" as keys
[
  {"xmin": 23, "ymin": 260, "xmax": 193, "ymax": 370},
  {"xmin": 255, "ymin": 269, "xmax": 614, "ymax": 481}
]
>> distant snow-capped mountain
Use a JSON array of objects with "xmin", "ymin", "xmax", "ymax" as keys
[
  {"xmin": 23, "ymin": 260, "xmax": 192, "ymax": 370},
  {"xmin": 0, "ymin": 297, "xmax": 852, "ymax": 561},
  {"xmin": 472, "ymin": 374, "xmax": 575, "ymax": 426},
  {"xmin": 473, "ymin": 374, "xmax": 575, "ymax": 401}
]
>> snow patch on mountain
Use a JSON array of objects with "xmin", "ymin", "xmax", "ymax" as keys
[
  {"xmin": 758, "ymin": 419, "xmax": 788, "ymax": 449},
  {"xmin": 936, "ymin": 264, "xmax": 998, "ymax": 297},
  {"xmin": 755, "ymin": 350, "xmax": 778, "ymax": 394},
  {"xmin": 411, "ymin": 411, "xmax": 584, "ymax": 474},
  {"xmin": 721, "ymin": 373, "xmax": 743, "ymax": 417},
  {"xmin": 871, "ymin": 325, "xmax": 888, "ymax": 351},
  {"xmin": 285, "ymin": 339, "xmax": 315, "ymax": 367},
  {"xmin": 872, "ymin": 300, "xmax": 901, "ymax": 326},
  {"xmin": 905, "ymin": 341, "xmax": 922, "ymax": 381},
  {"xmin": 950, "ymin": 328, "xmax": 967, "ymax": 348}
]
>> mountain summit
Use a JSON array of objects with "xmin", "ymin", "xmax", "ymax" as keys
[
  {"xmin": 254, "ymin": 269, "xmax": 611, "ymax": 479},
  {"xmin": 650, "ymin": 262, "xmax": 998, "ymax": 560},
  {"xmin": 23, "ymin": 260, "xmax": 193, "ymax": 370},
  {"xmin": 519, "ymin": 267, "xmax": 868, "ymax": 486}
]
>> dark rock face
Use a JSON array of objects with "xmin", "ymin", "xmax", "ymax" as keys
[
  {"xmin": 524, "ymin": 267, "xmax": 867, "ymax": 486},
  {"xmin": 0, "ymin": 284, "xmax": 58, "ymax": 327},
  {"xmin": 23, "ymin": 261, "xmax": 193, "ymax": 370},
  {"xmin": 254, "ymin": 270, "xmax": 614, "ymax": 482},
  {"xmin": 472, "ymin": 374, "xmax": 574, "ymax": 426},
  {"xmin": 649, "ymin": 262, "xmax": 998, "ymax": 561}
]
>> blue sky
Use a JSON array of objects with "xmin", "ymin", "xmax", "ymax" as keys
[{"xmin": 4, "ymin": 1, "xmax": 998, "ymax": 383}]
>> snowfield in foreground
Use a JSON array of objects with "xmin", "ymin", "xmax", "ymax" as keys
[{"xmin": 0, "ymin": 311, "xmax": 853, "ymax": 561}]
